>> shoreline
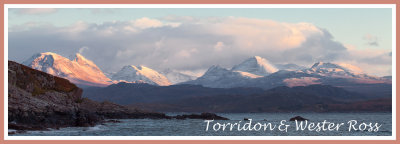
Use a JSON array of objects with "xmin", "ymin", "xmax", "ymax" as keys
[{"xmin": 9, "ymin": 112, "xmax": 392, "ymax": 136}]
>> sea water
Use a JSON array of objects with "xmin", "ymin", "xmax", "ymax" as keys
[{"xmin": 10, "ymin": 112, "xmax": 392, "ymax": 136}]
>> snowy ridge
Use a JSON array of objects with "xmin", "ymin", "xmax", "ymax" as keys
[
  {"xmin": 304, "ymin": 62, "xmax": 388, "ymax": 84},
  {"xmin": 182, "ymin": 65, "xmax": 263, "ymax": 88},
  {"xmin": 183, "ymin": 58, "xmax": 390, "ymax": 88},
  {"xmin": 231, "ymin": 56, "xmax": 278, "ymax": 76},
  {"xmin": 23, "ymin": 52, "xmax": 111, "ymax": 87},
  {"xmin": 200, "ymin": 65, "xmax": 261, "ymax": 81},
  {"xmin": 111, "ymin": 65, "xmax": 171, "ymax": 86},
  {"xmin": 184, "ymin": 56, "xmax": 280, "ymax": 87},
  {"xmin": 307, "ymin": 62, "xmax": 367, "ymax": 78}
]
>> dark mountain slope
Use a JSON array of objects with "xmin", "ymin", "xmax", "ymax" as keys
[{"xmin": 83, "ymin": 83, "xmax": 265, "ymax": 104}]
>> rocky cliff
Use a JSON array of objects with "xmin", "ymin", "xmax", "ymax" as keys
[{"xmin": 8, "ymin": 61, "xmax": 169, "ymax": 132}]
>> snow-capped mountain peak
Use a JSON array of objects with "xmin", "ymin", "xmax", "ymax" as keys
[
  {"xmin": 23, "ymin": 52, "xmax": 56, "ymax": 69},
  {"xmin": 23, "ymin": 52, "xmax": 111, "ymax": 87},
  {"xmin": 202, "ymin": 65, "xmax": 265, "ymax": 79},
  {"xmin": 231, "ymin": 56, "xmax": 278, "ymax": 76},
  {"xmin": 310, "ymin": 62, "xmax": 362, "ymax": 73},
  {"xmin": 111, "ymin": 65, "xmax": 171, "ymax": 86},
  {"xmin": 182, "ymin": 64, "xmax": 264, "ymax": 88},
  {"xmin": 308, "ymin": 62, "xmax": 367, "ymax": 78}
]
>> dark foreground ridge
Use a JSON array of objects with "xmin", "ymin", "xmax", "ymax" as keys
[
  {"xmin": 8, "ymin": 61, "xmax": 227, "ymax": 133},
  {"xmin": 8, "ymin": 61, "xmax": 167, "ymax": 131}
]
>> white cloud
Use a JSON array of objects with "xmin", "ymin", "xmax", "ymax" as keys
[
  {"xmin": 132, "ymin": 17, "xmax": 164, "ymax": 29},
  {"xmin": 8, "ymin": 17, "xmax": 392, "ymax": 76},
  {"xmin": 209, "ymin": 18, "xmax": 323, "ymax": 52},
  {"xmin": 130, "ymin": 17, "xmax": 181, "ymax": 30}
]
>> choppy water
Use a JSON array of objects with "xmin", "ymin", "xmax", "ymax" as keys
[{"xmin": 11, "ymin": 112, "xmax": 392, "ymax": 136}]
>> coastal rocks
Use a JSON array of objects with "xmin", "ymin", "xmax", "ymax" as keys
[
  {"xmin": 8, "ymin": 61, "xmax": 170, "ymax": 132},
  {"xmin": 8, "ymin": 61, "xmax": 99, "ymax": 130},
  {"xmin": 289, "ymin": 116, "xmax": 309, "ymax": 121},
  {"xmin": 174, "ymin": 113, "xmax": 229, "ymax": 120},
  {"xmin": 79, "ymin": 98, "xmax": 171, "ymax": 119},
  {"xmin": 8, "ymin": 123, "xmax": 45, "ymax": 131}
]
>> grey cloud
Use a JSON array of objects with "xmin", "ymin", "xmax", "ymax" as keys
[
  {"xmin": 360, "ymin": 52, "xmax": 392, "ymax": 65},
  {"xmin": 279, "ymin": 29, "xmax": 349, "ymax": 65}
]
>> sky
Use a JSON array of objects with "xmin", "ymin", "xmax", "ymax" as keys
[{"xmin": 8, "ymin": 7, "xmax": 393, "ymax": 76}]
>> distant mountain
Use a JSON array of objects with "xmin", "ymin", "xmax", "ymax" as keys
[
  {"xmin": 160, "ymin": 69, "xmax": 197, "ymax": 84},
  {"xmin": 23, "ymin": 52, "xmax": 111, "ymax": 87},
  {"xmin": 111, "ymin": 65, "xmax": 171, "ymax": 86},
  {"xmin": 302, "ymin": 62, "xmax": 389, "ymax": 85},
  {"xmin": 306, "ymin": 62, "xmax": 367, "ymax": 78},
  {"xmin": 228, "ymin": 69, "xmax": 327, "ymax": 90},
  {"xmin": 182, "ymin": 56, "xmax": 281, "ymax": 88},
  {"xmin": 182, "ymin": 65, "xmax": 257, "ymax": 88},
  {"xmin": 231, "ymin": 56, "xmax": 278, "ymax": 76},
  {"xmin": 183, "ymin": 60, "xmax": 390, "ymax": 93},
  {"xmin": 83, "ymin": 82, "xmax": 265, "ymax": 105}
]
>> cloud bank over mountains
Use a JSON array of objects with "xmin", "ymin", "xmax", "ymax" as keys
[{"xmin": 9, "ymin": 16, "xmax": 392, "ymax": 76}]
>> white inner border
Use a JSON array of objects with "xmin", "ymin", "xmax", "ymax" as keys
[{"xmin": 3, "ymin": 4, "xmax": 397, "ymax": 140}]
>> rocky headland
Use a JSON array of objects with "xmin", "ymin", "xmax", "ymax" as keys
[{"xmin": 8, "ymin": 61, "xmax": 228, "ymax": 133}]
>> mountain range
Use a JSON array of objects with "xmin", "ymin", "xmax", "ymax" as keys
[
  {"xmin": 22, "ymin": 52, "xmax": 391, "ymax": 90},
  {"xmin": 182, "ymin": 57, "xmax": 390, "ymax": 90},
  {"xmin": 18, "ymin": 52, "xmax": 392, "ymax": 113},
  {"xmin": 23, "ymin": 52, "xmax": 200, "ymax": 87}
]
